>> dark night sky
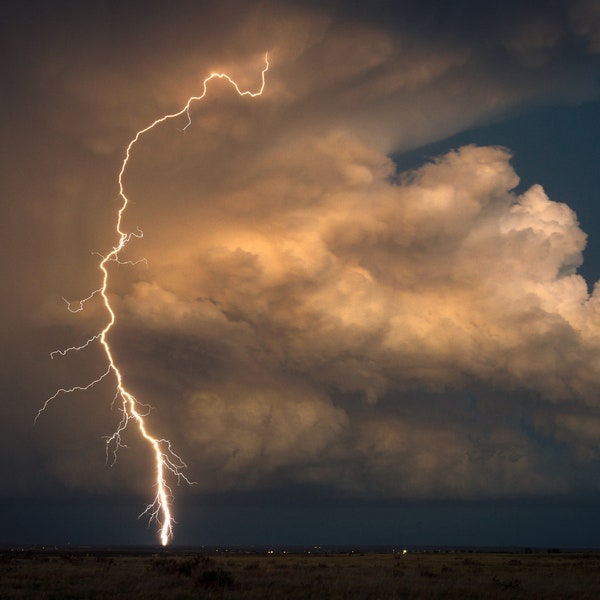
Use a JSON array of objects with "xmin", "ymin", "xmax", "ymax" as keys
[{"xmin": 2, "ymin": 0, "xmax": 600, "ymax": 547}]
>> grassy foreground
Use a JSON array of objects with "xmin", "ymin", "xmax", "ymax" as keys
[{"xmin": 2, "ymin": 548, "xmax": 600, "ymax": 598}]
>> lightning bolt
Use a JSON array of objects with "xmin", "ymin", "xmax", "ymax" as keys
[{"xmin": 40, "ymin": 53, "xmax": 269, "ymax": 546}]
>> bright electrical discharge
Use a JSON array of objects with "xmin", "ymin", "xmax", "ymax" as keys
[{"xmin": 39, "ymin": 53, "xmax": 269, "ymax": 546}]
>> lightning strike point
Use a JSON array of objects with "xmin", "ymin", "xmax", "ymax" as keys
[{"xmin": 43, "ymin": 52, "xmax": 269, "ymax": 546}]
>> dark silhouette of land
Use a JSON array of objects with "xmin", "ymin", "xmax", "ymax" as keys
[{"xmin": 2, "ymin": 545, "xmax": 600, "ymax": 598}]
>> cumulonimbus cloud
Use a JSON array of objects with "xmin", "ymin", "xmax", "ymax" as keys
[
  {"xmin": 9, "ymin": 0, "xmax": 600, "ymax": 499},
  {"xmin": 112, "ymin": 133, "xmax": 600, "ymax": 497}
]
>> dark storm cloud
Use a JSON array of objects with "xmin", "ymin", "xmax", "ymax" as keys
[{"xmin": 2, "ymin": 0, "xmax": 600, "ymax": 510}]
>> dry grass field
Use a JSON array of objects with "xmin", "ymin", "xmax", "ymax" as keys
[{"xmin": 2, "ymin": 548, "xmax": 600, "ymax": 599}]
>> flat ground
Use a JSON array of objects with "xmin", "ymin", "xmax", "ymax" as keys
[{"xmin": 2, "ymin": 548, "xmax": 600, "ymax": 599}]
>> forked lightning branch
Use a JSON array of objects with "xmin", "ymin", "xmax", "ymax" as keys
[{"xmin": 39, "ymin": 54, "xmax": 269, "ymax": 546}]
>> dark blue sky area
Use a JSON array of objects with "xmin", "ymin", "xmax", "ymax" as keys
[{"xmin": 5, "ymin": 495, "xmax": 600, "ymax": 549}]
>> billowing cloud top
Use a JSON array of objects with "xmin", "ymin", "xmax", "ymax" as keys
[{"xmin": 2, "ymin": 0, "xmax": 600, "ymax": 506}]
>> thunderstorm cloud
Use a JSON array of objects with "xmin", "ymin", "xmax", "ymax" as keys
[{"xmin": 3, "ymin": 0, "xmax": 600, "ymax": 523}]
